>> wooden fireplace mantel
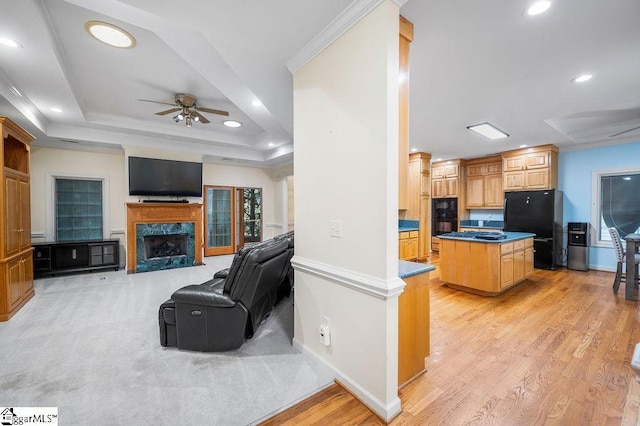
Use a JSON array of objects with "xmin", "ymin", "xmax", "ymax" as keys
[{"xmin": 126, "ymin": 203, "xmax": 203, "ymax": 273}]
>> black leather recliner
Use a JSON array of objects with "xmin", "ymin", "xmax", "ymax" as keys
[{"xmin": 159, "ymin": 238, "xmax": 289, "ymax": 352}]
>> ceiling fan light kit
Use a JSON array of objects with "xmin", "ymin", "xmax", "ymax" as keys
[{"xmin": 139, "ymin": 93, "xmax": 231, "ymax": 127}]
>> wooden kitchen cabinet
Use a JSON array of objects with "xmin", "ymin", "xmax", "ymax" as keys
[
  {"xmin": 406, "ymin": 152, "xmax": 431, "ymax": 260},
  {"xmin": 432, "ymin": 159, "xmax": 463, "ymax": 198},
  {"xmin": 0, "ymin": 117, "xmax": 35, "ymax": 321},
  {"xmin": 399, "ymin": 231, "xmax": 419, "ymax": 261},
  {"xmin": 440, "ymin": 236, "xmax": 534, "ymax": 296},
  {"xmin": 398, "ymin": 16, "xmax": 413, "ymax": 210},
  {"xmin": 465, "ymin": 156, "xmax": 503, "ymax": 208},
  {"xmin": 502, "ymin": 144, "xmax": 558, "ymax": 191}
]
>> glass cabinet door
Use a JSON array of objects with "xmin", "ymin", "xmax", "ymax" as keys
[{"xmin": 204, "ymin": 186, "xmax": 235, "ymax": 256}]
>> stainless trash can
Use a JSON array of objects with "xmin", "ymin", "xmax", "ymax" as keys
[{"xmin": 567, "ymin": 222, "xmax": 588, "ymax": 271}]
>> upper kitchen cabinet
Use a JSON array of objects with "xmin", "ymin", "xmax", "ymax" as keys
[
  {"xmin": 502, "ymin": 144, "xmax": 558, "ymax": 191},
  {"xmin": 432, "ymin": 159, "xmax": 464, "ymax": 198},
  {"xmin": 465, "ymin": 156, "xmax": 503, "ymax": 208},
  {"xmin": 398, "ymin": 16, "xmax": 413, "ymax": 210}
]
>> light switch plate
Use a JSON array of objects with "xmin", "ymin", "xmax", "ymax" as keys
[{"xmin": 329, "ymin": 220, "xmax": 342, "ymax": 238}]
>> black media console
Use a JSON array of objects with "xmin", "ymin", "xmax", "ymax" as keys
[{"xmin": 32, "ymin": 239, "xmax": 120, "ymax": 278}]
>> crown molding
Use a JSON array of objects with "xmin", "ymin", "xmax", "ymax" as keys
[{"xmin": 286, "ymin": 0, "xmax": 405, "ymax": 74}]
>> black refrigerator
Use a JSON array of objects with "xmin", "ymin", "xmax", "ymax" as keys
[{"xmin": 503, "ymin": 189, "xmax": 563, "ymax": 270}]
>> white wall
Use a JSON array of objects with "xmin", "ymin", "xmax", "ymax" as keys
[
  {"xmin": 292, "ymin": 1, "xmax": 403, "ymax": 420},
  {"xmin": 30, "ymin": 147, "xmax": 126, "ymax": 250},
  {"xmin": 30, "ymin": 146, "xmax": 287, "ymax": 255}
]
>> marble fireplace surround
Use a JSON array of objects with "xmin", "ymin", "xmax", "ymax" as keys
[{"xmin": 126, "ymin": 203, "xmax": 203, "ymax": 273}]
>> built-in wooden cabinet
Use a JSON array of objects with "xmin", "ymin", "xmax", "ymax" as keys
[
  {"xmin": 406, "ymin": 152, "xmax": 431, "ymax": 260},
  {"xmin": 398, "ymin": 16, "xmax": 413, "ymax": 210},
  {"xmin": 500, "ymin": 239, "xmax": 532, "ymax": 290},
  {"xmin": 399, "ymin": 231, "xmax": 419, "ymax": 261},
  {"xmin": 1, "ymin": 117, "xmax": 34, "ymax": 321},
  {"xmin": 431, "ymin": 160, "xmax": 462, "ymax": 198},
  {"xmin": 501, "ymin": 144, "xmax": 558, "ymax": 191},
  {"xmin": 465, "ymin": 156, "xmax": 503, "ymax": 208}
]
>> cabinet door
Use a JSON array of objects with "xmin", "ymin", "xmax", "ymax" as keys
[
  {"xmin": 503, "ymin": 156, "xmax": 526, "ymax": 172},
  {"xmin": 432, "ymin": 179, "xmax": 447, "ymax": 198},
  {"xmin": 484, "ymin": 174, "xmax": 504, "ymax": 207},
  {"xmin": 467, "ymin": 164, "xmax": 485, "ymax": 177},
  {"xmin": 513, "ymin": 250, "xmax": 525, "ymax": 282},
  {"xmin": 466, "ymin": 175, "xmax": 484, "ymax": 207},
  {"xmin": 432, "ymin": 166, "xmax": 446, "ymax": 179},
  {"xmin": 4, "ymin": 174, "xmax": 21, "ymax": 257},
  {"xmin": 503, "ymin": 171, "xmax": 526, "ymax": 191},
  {"xmin": 7, "ymin": 257, "xmax": 22, "ymax": 311},
  {"xmin": 500, "ymin": 253, "xmax": 514, "ymax": 289},
  {"xmin": 21, "ymin": 253, "xmax": 33, "ymax": 298},
  {"xmin": 444, "ymin": 177, "xmax": 458, "ymax": 197},
  {"xmin": 18, "ymin": 177, "xmax": 31, "ymax": 251},
  {"xmin": 524, "ymin": 152, "xmax": 549, "ymax": 170},
  {"xmin": 525, "ymin": 246, "xmax": 534, "ymax": 277},
  {"xmin": 524, "ymin": 169, "xmax": 550, "ymax": 189}
]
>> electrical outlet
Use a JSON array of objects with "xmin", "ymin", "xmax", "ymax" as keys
[
  {"xmin": 329, "ymin": 220, "xmax": 342, "ymax": 238},
  {"xmin": 319, "ymin": 324, "xmax": 331, "ymax": 346}
]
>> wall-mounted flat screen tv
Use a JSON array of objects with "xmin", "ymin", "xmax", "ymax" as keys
[{"xmin": 128, "ymin": 156, "xmax": 203, "ymax": 197}]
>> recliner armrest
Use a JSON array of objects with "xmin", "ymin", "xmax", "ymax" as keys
[
  {"xmin": 213, "ymin": 268, "xmax": 230, "ymax": 279},
  {"xmin": 171, "ymin": 278, "xmax": 236, "ymax": 308}
]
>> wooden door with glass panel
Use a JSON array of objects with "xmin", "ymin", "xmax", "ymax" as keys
[{"xmin": 204, "ymin": 186, "xmax": 235, "ymax": 256}]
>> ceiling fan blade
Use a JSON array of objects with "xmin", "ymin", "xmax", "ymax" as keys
[
  {"xmin": 190, "ymin": 110, "xmax": 210, "ymax": 124},
  {"xmin": 196, "ymin": 106, "xmax": 230, "ymax": 116},
  {"xmin": 138, "ymin": 99, "xmax": 178, "ymax": 107},
  {"xmin": 155, "ymin": 108, "xmax": 181, "ymax": 116}
]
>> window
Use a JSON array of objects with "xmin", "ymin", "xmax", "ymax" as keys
[
  {"xmin": 243, "ymin": 188, "xmax": 262, "ymax": 243},
  {"xmin": 55, "ymin": 178, "xmax": 103, "ymax": 241},
  {"xmin": 593, "ymin": 170, "xmax": 640, "ymax": 244}
]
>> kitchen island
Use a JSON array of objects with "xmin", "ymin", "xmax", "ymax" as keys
[{"xmin": 438, "ymin": 231, "xmax": 535, "ymax": 296}]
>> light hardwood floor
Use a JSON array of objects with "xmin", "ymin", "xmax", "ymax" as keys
[{"xmin": 260, "ymin": 255, "xmax": 640, "ymax": 425}]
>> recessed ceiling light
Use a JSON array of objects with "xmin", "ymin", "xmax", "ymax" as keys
[
  {"xmin": 251, "ymin": 99, "xmax": 262, "ymax": 107},
  {"xmin": 268, "ymin": 142, "xmax": 275, "ymax": 147},
  {"xmin": 85, "ymin": 21, "xmax": 136, "ymax": 48},
  {"xmin": 572, "ymin": 74, "xmax": 593, "ymax": 83},
  {"xmin": 0, "ymin": 37, "xmax": 23, "ymax": 48},
  {"xmin": 467, "ymin": 122, "xmax": 509, "ymax": 140},
  {"xmin": 520, "ymin": 144, "xmax": 529, "ymax": 148},
  {"xmin": 435, "ymin": 158, "xmax": 443, "ymax": 162},
  {"xmin": 527, "ymin": 1, "xmax": 551, "ymax": 16},
  {"xmin": 223, "ymin": 120, "xmax": 242, "ymax": 128},
  {"xmin": 410, "ymin": 147, "xmax": 418, "ymax": 152},
  {"xmin": 51, "ymin": 107, "xmax": 63, "ymax": 113}
]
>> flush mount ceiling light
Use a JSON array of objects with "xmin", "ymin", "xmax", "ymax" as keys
[
  {"xmin": 527, "ymin": 1, "xmax": 551, "ymax": 16},
  {"xmin": 572, "ymin": 73, "xmax": 593, "ymax": 83},
  {"xmin": 85, "ymin": 21, "xmax": 136, "ymax": 48},
  {"xmin": 467, "ymin": 122, "xmax": 510, "ymax": 140},
  {"xmin": 0, "ymin": 37, "xmax": 23, "ymax": 48},
  {"xmin": 223, "ymin": 120, "xmax": 242, "ymax": 128}
]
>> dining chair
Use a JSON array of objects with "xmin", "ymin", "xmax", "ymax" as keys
[{"xmin": 608, "ymin": 227, "xmax": 640, "ymax": 293}]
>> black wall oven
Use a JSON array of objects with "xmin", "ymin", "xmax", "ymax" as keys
[{"xmin": 432, "ymin": 198, "xmax": 458, "ymax": 235}]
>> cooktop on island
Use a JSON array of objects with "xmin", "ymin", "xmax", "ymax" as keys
[{"xmin": 443, "ymin": 231, "xmax": 508, "ymax": 240}]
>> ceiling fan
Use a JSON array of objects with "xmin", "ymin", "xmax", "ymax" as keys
[{"xmin": 138, "ymin": 93, "xmax": 229, "ymax": 127}]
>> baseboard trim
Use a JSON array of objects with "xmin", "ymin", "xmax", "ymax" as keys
[
  {"xmin": 293, "ymin": 338, "xmax": 402, "ymax": 421},
  {"xmin": 291, "ymin": 256, "xmax": 405, "ymax": 300}
]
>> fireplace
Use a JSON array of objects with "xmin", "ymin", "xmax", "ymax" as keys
[
  {"xmin": 144, "ymin": 234, "xmax": 188, "ymax": 259},
  {"xmin": 126, "ymin": 203, "xmax": 203, "ymax": 273}
]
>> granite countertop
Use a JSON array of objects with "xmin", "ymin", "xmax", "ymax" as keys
[
  {"xmin": 398, "ymin": 260, "xmax": 435, "ymax": 278},
  {"xmin": 437, "ymin": 231, "xmax": 535, "ymax": 243},
  {"xmin": 398, "ymin": 226, "xmax": 420, "ymax": 232}
]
